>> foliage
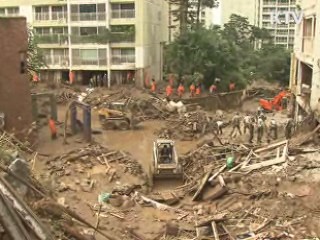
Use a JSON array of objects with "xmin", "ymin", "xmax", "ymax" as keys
[
  {"xmin": 27, "ymin": 29, "xmax": 46, "ymax": 75},
  {"xmin": 169, "ymin": 0, "xmax": 219, "ymax": 32},
  {"xmin": 164, "ymin": 14, "xmax": 291, "ymax": 90}
]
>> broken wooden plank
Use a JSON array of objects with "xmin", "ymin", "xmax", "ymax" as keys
[
  {"xmin": 211, "ymin": 221, "xmax": 220, "ymax": 240},
  {"xmin": 192, "ymin": 171, "xmax": 211, "ymax": 201},
  {"xmin": 209, "ymin": 165, "xmax": 226, "ymax": 183},
  {"xmin": 241, "ymin": 144, "xmax": 287, "ymax": 172},
  {"xmin": 241, "ymin": 157, "xmax": 286, "ymax": 172},
  {"xmin": 196, "ymin": 213, "xmax": 227, "ymax": 227},
  {"xmin": 254, "ymin": 140, "xmax": 287, "ymax": 153}
]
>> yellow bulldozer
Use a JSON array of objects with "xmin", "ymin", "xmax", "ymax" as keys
[{"xmin": 98, "ymin": 101, "xmax": 141, "ymax": 130}]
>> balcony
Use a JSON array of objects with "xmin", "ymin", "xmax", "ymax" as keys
[
  {"xmin": 35, "ymin": 35, "xmax": 69, "ymax": 45},
  {"xmin": 302, "ymin": 37, "xmax": 314, "ymax": 56},
  {"xmin": 71, "ymin": 35, "xmax": 109, "ymax": 44},
  {"xmin": 44, "ymin": 55, "xmax": 69, "ymax": 67},
  {"xmin": 112, "ymin": 55, "xmax": 135, "ymax": 64},
  {"xmin": 70, "ymin": 12, "xmax": 106, "ymax": 22},
  {"xmin": 111, "ymin": 9, "xmax": 135, "ymax": 19},
  {"xmin": 73, "ymin": 57, "xmax": 107, "ymax": 66},
  {"xmin": 34, "ymin": 12, "xmax": 67, "ymax": 22}
]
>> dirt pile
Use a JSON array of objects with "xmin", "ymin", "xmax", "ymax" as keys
[{"xmin": 156, "ymin": 110, "xmax": 220, "ymax": 140}]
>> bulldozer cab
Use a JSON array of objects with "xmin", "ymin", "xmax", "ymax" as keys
[
  {"xmin": 154, "ymin": 140, "xmax": 177, "ymax": 165},
  {"xmin": 106, "ymin": 102, "xmax": 126, "ymax": 112},
  {"xmin": 152, "ymin": 139, "xmax": 183, "ymax": 177}
]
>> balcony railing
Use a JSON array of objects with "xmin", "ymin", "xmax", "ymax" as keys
[
  {"xmin": 302, "ymin": 37, "xmax": 314, "ymax": 56},
  {"xmin": 111, "ymin": 9, "xmax": 135, "ymax": 19},
  {"xmin": 71, "ymin": 35, "xmax": 108, "ymax": 44},
  {"xmin": 44, "ymin": 55, "xmax": 69, "ymax": 66},
  {"xmin": 35, "ymin": 35, "xmax": 69, "ymax": 45},
  {"xmin": 112, "ymin": 55, "xmax": 135, "ymax": 64},
  {"xmin": 70, "ymin": 12, "xmax": 106, "ymax": 21},
  {"xmin": 34, "ymin": 12, "xmax": 67, "ymax": 21},
  {"xmin": 52, "ymin": 12, "xmax": 67, "ymax": 21},
  {"xmin": 73, "ymin": 58, "xmax": 107, "ymax": 66}
]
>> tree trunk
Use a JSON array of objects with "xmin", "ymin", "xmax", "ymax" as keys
[{"xmin": 196, "ymin": 0, "xmax": 202, "ymax": 25}]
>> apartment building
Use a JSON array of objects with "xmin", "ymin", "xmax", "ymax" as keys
[
  {"xmin": 290, "ymin": 0, "xmax": 320, "ymax": 120},
  {"xmin": 168, "ymin": 1, "xmax": 214, "ymax": 42},
  {"xmin": 219, "ymin": 0, "xmax": 296, "ymax": 49},
  {"xmin": 0, "ymin": 0, "xmax": 169, "ymax": 87},
  {"xmin": 259, "ymin": 0, "xmax": 297, "ymax": 49},
  {"xmin": 220, "ymin": 0, "xmax": 260, "ymax": 26}
]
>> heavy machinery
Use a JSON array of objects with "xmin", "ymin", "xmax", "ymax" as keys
[
  {"xmin": 151, "ymin": 139, "xmax": 184, "ymax": 181},
  {"xmin": 259, "ymin": 90, "xmax": 290, "ymax": 111},
  {"xmin": 98, "ymin": 101, "xmax": 140, "ymax": 130}
]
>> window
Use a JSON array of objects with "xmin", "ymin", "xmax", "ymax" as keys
[
  {"xmin": 80, "ymin": 27, "xmax": 98, "ymax": 36},
  {"xmin": 0, "ymin": 8, "xmax": 5, "ymax": 15},
  {"xmin": 111, "ymin": 48, "xmax": 135, "ymax": 64},
  {"xmin": 72, "ymin": 49, "xmax": 106, "ymax": 66},
  {"xmin": 52, "ymin": 27, "xmax": 68, "ymax": 35},
  {"xmin": 34, "ymin": 6, "xmax": 49, "ymax": 20},
  {"xmin": 7, "ymin": 7, "xmax": 19, "ymax": 16},
  {"xmin": 35, "ymin": 27, "xmax": 50, "ymax": 35},
  {"xmin": 111, "ymin": 3, "xmax": 135, "ymax": 18},
  {"xmin": 79, "ymin": 4, "xmax": 96, "ymax": 13},
  {"xmin": 52, "ymin": 5, "xmax": 66, "ymax": 20}
]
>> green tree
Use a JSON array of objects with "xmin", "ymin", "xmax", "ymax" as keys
[{"xmin": 27, "ymin": 29, "xmax": 45, "ymax": 75}]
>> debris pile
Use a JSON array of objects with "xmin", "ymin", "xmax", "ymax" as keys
[
  {"xmin": 157, "ymin": 110, "xmax": 213, "ymax": 140},
  {"xmin": 0, "ymin": 140, "xmax": 118, "ymax": 240},
  {"xmin": 45, "ymin": 144, "xmax": 144, "ymax": 190}
]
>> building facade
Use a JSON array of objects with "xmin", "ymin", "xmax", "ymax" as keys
[
  {"xmin": 0, "ymin": 0, "xmax": 169, "ymax": 87},
  {"xmin": 290, "ymin": 0, "xmax": 320, "ymax": 119},
  {"xmin": 219, "ymin": 0, "xmax": 297, "ymax": 49},
  {"xmin": 168, "ymin": 1, "xmax": 214, "ymax": 42},
  {"xmin": 0, "ymin": 17, "xmax": 33, "ymax": 136},
  {"xmin": 220, "ymin": 0, "xmax": 260, "ymax": 26},
  {"xmin": 259, "ymin": 0, "xmax": 297, "ymax": 49}
]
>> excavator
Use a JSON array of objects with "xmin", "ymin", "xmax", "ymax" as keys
[
  {"xmin": 259, "ymin": 90, "xmax": 290, "ymax": 112},
  {"xmin": 98, "ymin": 101, "xmax": 141, "ymax": 130}
]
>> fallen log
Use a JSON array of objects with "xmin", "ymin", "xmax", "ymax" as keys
[{"xmin": 192, "ymin": 171, "xmax": 211, "ymax": 201}]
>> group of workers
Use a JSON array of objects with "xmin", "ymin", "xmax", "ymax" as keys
[
  {"xmin": 214, "ymin": 108, "xmax": 295, "ymax": 144},
  {"xmin": 149, "ymin": 78, "xmax": 236, "ymax": 98}
]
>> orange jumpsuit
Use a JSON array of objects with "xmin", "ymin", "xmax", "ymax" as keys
[
  {"xmin": 190, "ymin": 84, "xmax": 195, "ymax": 97},
  {"xmin": 49, "ymin": 119, "xmax": 57, "ymax": 139},
  {"xmin": 229, "ymin": 83, "xmax": 235, "ymax": 92},
  {"xmin": 69, "ymin": 71, "xmax": 75, "ymax": 85},
  {"xmin": 151, "ymin": 82, "xmax": 156, "ymax": 92},
  {"xmin": 177, "ymin": 85, "xmax": 185, "ymax": 97},
  {"xmin": 166, "ymin": 85, "xmax": 173, "ymax": 97},
  {"xmin": 195, "ymin": 87, "xmax": 201, "ymax": 96}
]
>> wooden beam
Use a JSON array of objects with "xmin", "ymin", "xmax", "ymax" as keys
[
  {"xmin": 211, "ymin": 221, "xmax": 220, "ymax": 240},
  {"xmin": 192, "ymin": 171, "xmax": 211, "ymax": 201}
]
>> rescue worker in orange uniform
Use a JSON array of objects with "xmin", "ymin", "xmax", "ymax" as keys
[
  {"xmin": 229, "ymin": 81, "xmax": 235, "ymax": 92},
  {"xmin": 69, "ymin": 71, "xmax": 75, "ymax": 85},
  {"xmin": 32, "ymin": 73, "xmax": 39, "ymax": 86},
  {"xmin": 166, "ymin": 84, "xmax": 173, "ymax": 97},
  {"xmin": 150, "ymin": 79, "xmax": 156, "ymax": 93},
  {"xmin": 48, "ymin": 117, "xmax": 57, "ymax": 140},
  {"xmin": 195, "ymin": 85, "xmax": 201, "ymax": 96},
  {"xmin": 177, "ymin": 83, "xmax": 185, "ymax": 98},
  {"xmin": 189, "ymin": 82, "xmax": 196, "ymax": 97}
]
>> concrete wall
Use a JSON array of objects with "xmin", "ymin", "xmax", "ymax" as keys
[{"xmin": 0, "ymin": 17, "xmax": 33, "ymax": 135}]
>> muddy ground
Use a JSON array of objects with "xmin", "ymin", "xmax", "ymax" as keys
[{"xmin": 31, "ymin": 84, "xmax": 320, "ymax": 240}]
